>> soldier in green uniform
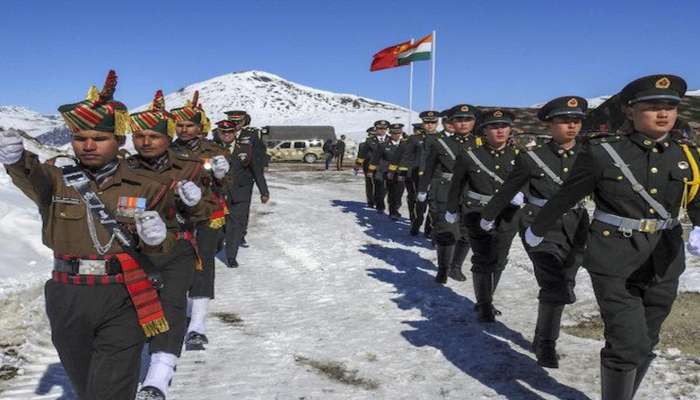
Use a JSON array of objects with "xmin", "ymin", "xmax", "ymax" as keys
[
  {"xmin": 369, "ymin": 123, "xmax": 408, "ymax": 220},
  {"xmin": 0, "ymin": 71, "xmax": 175, "ymax": 400},
  {"xmin": 169, "ymin": 92, "xmax": 231, "ymax": 351},
  {"xmin": 128, "ymin": 90, "xmax": 217, "ymax": 400},
  {"xmin": 367, "ymin": 120, "xmax": 391, "ymax": 214},
  {"xmin": 481, "ymin": 96, "xmax": 590, "ymax": 368},
  {"xmin": 417, "ymin": 105, "xmax": 480, "ymax": 283},
  {"xmin": 403, "ymin": 111, "xmax": 439, "ymax": 235},
  {"xmin": 354, "ymin": 127, "xmax": 376, "ymax": 208},
  {"xmin": 525, "ymin": 75, "xmax": 698, "ymax": 400},
  {"xmin": 445, "ymin": 110, "xmax": 524, "ymax": 321}
]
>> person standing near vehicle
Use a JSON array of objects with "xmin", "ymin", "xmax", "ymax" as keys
[
  {"xmin": 336, "ymin": 135, "xmax": 346, "ymax": 171},
  {"xmin": 323, "ymin": 138, "xmax": 335, "ymax": 170}
]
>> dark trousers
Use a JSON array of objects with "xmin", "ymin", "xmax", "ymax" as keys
[
  {"xmin": 45, "ymin": 281, "xmax": 145, "ymax": 400},
  {"xmin": 387, "ymin": 178, "xmax": 405, "ymax": 216},
  {"xmin": 373, "ymin": 174, "xmax": 387, "ymax": 211},
  {"xmin": 225, "ymin": 199, "xmax": 252, "ymax": 262},
  {"xmin": 336, "ymin": 154, "xmax": 344, "ymax": 170},
  {"xmin": 191, "ymin": 224, "xmax": 222, "ymax": 299},
  {"xmin": 465, "ymin": 209, "xmax": 519, "ymax": 274},
  {"xmin": 405, "ymin": 171, "xmax": 418, "ymax": 224},
  {"xmin": 148, "ymin": 240, "xmax": 195, "ymax": 356},
  {"xmin": 364, "ymin": 173, "xmax": 375, "ymax": 207},
  {"xmin": 590, "ymin": 250, "xmax": 681, "ymax": 371},
  {"xmin": 325, "ymin": 152, "xmax": 334, "ymax": 170},
  {"xmin": 428, "ymin": 177, "xmax": 458, "ymax": 245}
]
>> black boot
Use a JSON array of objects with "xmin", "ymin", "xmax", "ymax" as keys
[
  {"xmin": 410, "ymin": 223, "xmax": 420, "ymax": 236},
  {"xmin": 448, "ymin": 241, "xmax": 469, "ymax": 281},
  {"xmin": 227, "ymin": 259, "xmax": 239, "ymax": 268},
  {"xmin": 473, "ymin": 272, "xmax": 495, "ymax": 322},
  {"xmin": 435, "ymin": 245, "xmax": 454, "ymax": 284},
  {"xmin": 632, "ymin": 353, "xmax": 656, "ymax": 397},
  {"xmin": 491, "ymin": 270, "xmax": 503, "ymax": 295},
  {"xmin": 534, "ymin": 302, "xmax": 564, "ymax": 368},
  {"xmin": 601, "ymin": 363, "xmax": 636, "ymax": 400}
]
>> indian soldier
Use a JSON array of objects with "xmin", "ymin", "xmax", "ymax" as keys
[
  {"xmin": 403, "ymin": 111, "xmax": 439, "ymax": 236},
  {"xmin": 354, "ymin": 127, "xmax": 376, "ymax": 208},
  {"xmin": 481, "ymin": 96, "xmax": 590, "ymax": 368},
  {"xmin": 445, "ymin": 109, "xmax": 524, "ymax": 321},
  {"xmin": 216, "ymin": 111, "xmax": 270, "ymax": 268},
  {"xmin": 0, "ymin": 71, "xmax": 175, "ymax": 400},
  {"xmin": 170, "ymin": 92, "xmax": 231, "ymax": 351},
  {"xmin": 367, "ymin": 120, "xmax": 391, "ymax": 214},
  {"xmin": 417, "ymin": 105, "xmax": 480, "ymax": 283},
  {"xmin": 336, "ymin": 134, "xmax": 346, "ymax": 171},
  {"xmin": 369, "ymin": 123, "xmax": 408, "ymax": 220},
  {"xmin": 525, "ymin": 75, "xmax": 698, "ymax": 400},
  {"xmin": 128, "ymin": 90, "xmax": 217, "ymax": 400}
]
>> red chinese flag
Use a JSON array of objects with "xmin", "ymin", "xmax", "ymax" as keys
[{"xmin": 370, "ymin": 40, "xmax": 413, "ymax": 72}]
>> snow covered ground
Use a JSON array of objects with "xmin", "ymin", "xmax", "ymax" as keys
[{"xmin": 0, "ymin": 166, "xmax": 699, "ymax": 399}]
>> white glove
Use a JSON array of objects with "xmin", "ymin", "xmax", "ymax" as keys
[
  {"xmin": 445, "ymin": 211, "xmax": 458, "ymax": 224},
  {"xmin": 510, "ymin": 192, "xmax": 525, "ymax": 207},
  {"xmin": 211, "ymin": 155, "xmax": 230, "ymax": 179},
  {"xmin": 524, "ymin": 227, "xmax": 544, "ymax": 247},
  {"xmin": 0, "ymin": 131, "xmax": 24, "ymax": 164},
  {"xmin": 480, "ymin": 218, "xmax": 495, "ymax": 232},
  {"xmin": 135, "ymin": 211, "xmax": 167, "ymax": 246},
  {"xmin": 686, "ymin": 226, "xmax": 700, "ymax": 256},
  {"xmin": 177, "ymin": 180, "xmax": 202, "ymax": 207},
  {"xmin": 417, "ymin": 192, "xmax": 427, "ymax": 202}
]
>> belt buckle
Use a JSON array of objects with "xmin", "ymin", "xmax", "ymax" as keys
[
  {"xmin": 78, "ymin": 259, "xmax": 107, "ymax": 275},
  {"xmin": 639, "ymin": 219, "xmax": 658, "ymax": 233}
]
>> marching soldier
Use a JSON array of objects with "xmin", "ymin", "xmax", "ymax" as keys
[
  {"xmin": 216, "ymin": 110, "xmax": 270, "ymax": 268},
  {"xmin": 403, "ymin": 111, "xmax": 439, "ymax": 235},
  {"xmin": 0, "ymin": 71, "xmax": 174, "ymax": 400},
  {"xmin": 525, "ymin": 75, "xmax": 698, "ymax": 400},
  {"xmin": 481, "ymin": 96, "xmax": 590, "ymax": 368},
  {"xmin": 369, "ymin": 123, "xmax": 408, "ymax": 220},
  {"xmin": 128, "ymin": 90, "xmax": 216, "ymax": 399},
  {"xmin": 367, "ymin": 120, "xmax": 391, "ymax": 213},
  {"xmin": 445, "ymin": 110, "xmax": 524, "ymax": 321},
  {"xmin": 417, "ymin": 105, "xmax": 480, "ymax": 283},
  {"xmin": 354, "ymin": 127, "xmax": 377, "ymax": 208},
  {"xmin": 170, "ymin": 92, "xmax": 231, "ymax": 351}
]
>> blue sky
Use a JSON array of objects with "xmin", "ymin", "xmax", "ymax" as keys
[{"xmin": 2, "ymin": 0, "xmax": 698, "ymax": 114}]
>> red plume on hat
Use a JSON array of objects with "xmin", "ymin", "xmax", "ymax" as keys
[
  {"xmin": 97, "ymin": 70, "xmax": 118, "ymax": 105},
  {"xmin": 191, "ymin": 90, "xmax": 200, "ymax": 109},
  {"xmin": 151, "ymin": 90, "xmax": 166, "ymax": 112}
]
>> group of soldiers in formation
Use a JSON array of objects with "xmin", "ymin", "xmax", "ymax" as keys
[
  {"xmin": 0, "ymin": 70, "xmax": 270, "ymax": 400},
  {"xmin": 353, "ymin": 73, "xmax": 700, "ymax": 400}
]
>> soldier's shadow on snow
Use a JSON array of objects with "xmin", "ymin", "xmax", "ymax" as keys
[
  {"xmin": 331, "ymin": 200, "xmax": 433, "ymax": 249},
  {"xmin": 361, "ymin": 244, "xmax": 590, "ymax": 400},
  {"xmin": 35, "ymin": 363, "xmax": 77, "ymax": 399}
]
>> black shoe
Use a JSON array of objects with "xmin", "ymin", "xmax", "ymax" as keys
[
  {"xmin": 475, "ymin": 303, "xmax": 496, "ymax": 323},
  {"xmin": 409, "ymin": 224, "xmax": 420, "ymax": 236},
  {"xmin": 185, "ymin": 331, "xmax": 208, "ymax": 351},
  {"xmin": 240, "ymin": 238, "xmax": 249, "ymax": 248},
  {"xmin": 376, "ymin": 208, "xmax": 385, "ymax": 215},
  {"xmin": 448, "ymin": 267, "xmax": 467, "ymax": 282},
  {"xmin": 390, "ymin": 212, "xmax": 401, "ymax": 221},
  {"xmin": 601, "ymin": 363, "xmax": 636, "ymax": 400},
  {"xmin": 136, "ymin": 386, "xmax": 165, "ymax": 400},
  {"xmin": 435, "ymin": 267, "xmax": 448, "ymax": 284},
  {"xmin": 533, "ymin": 303, "xmax": 564, "ymax": 368},
  {"xmin": 535, "ymin": 340, "xmax": 559, "ymax": 368},
  {"xmin": 367, "ymin": 203, "xmax": 375, "ymax": 209},
  {"xmin": 227, "ymin": 259, "xmax": 239, "ymax": 268}
]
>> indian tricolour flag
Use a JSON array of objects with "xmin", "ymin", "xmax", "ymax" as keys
[{"xmin": 398, "ymin": 33, "xmax": 433, "ymax": 65}]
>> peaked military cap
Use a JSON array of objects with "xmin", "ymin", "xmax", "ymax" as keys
[
  {"xmin": 389, "ymin": 123, "xmax": 404, "ymax": 133},
  {"xmin": 412, "ymin": 123, "xmax": 426, "ymax": 134},
  {"xmin": 366, "ymin": 126, "xmax": 376, "ymax": 135},
  {"xmin": 479, "ymin": 109, "xmax": 515, "ymax": 128},
  {"xmin": 374, "ymin": 120, "xmax": 390, "ymax": 129},
  {"xmin": 224, "ymin": 110, "xmax": 250, "ymax": 122},
  {"xmin": 129, "ymin": 90, "xmax": 176, "ymax": 138},
  {"xmin": 170, "ymin": 90, "xmax": 211, "ymax": 133},
  {"xmin": 216, "ymin": 119, "xmax": 239, "ymax": 132},
  {"xmin": 58, "ymin": 70, "xmax": 129, "ymax": 136},
  {"xmin": 537, "ymin": 96, "xmax": 587, "ymax": 121},
  {"xmin": 450, "ymin": 104, "xmax": 479, "ymax": 119},
  {"xmin": 619, "ymin": 74, "xmax": 687, "ymax": 106},
  {"xmin": 419, "ymin": 110, "xmax": 440, "ymax": 122}
]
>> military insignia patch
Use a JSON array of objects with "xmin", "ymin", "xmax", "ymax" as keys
[
  {"xmin": 117, "ymin": 196, "xmax": 147, "ymax": 218},
  {"xmin": 678, "ymin": 161, "xmax": 690, "ymax": 170},
  {"xmin": 656, "ymin": 77, "xmax": 671, "ymax": 89},
  {"xmin": 461, "ymin": 105, "xmax": 469, "ymax": 112},
  {"xmin": 567, "ymin": 98, "xmax": 578, "ymax": 107},
  {"xmin": 494, "ymin": 111, "xmax": 503, "ymax": 117},
  {"xmin": 52, "ymin": 195, "xmax": 81, "ymax": 205}
]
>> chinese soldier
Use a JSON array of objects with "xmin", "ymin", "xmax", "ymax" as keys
[
  {"xmin": 403, "ymin": 111, "xmax": 439, "ymax": 235},
  {"xmin": 0, "ymin": 71, "xmax": 174, "ymax": 400},
  {"xmin": 366, "ymin": 120, "xmax": 391, "ymax": 213},
  {"xmin": 216, "ymin": 110, "xmax": 270, "ymax": 268},
  {"xmin": 481, "ymin": 96, "xmax": 590, "ymax": 368},
  {"xmin": 369, "ymin": 123, "xmax": 408, "ymax": 220},
  {"xmin": 525, "ymin": 75, "xmax": 698, "ymax": 400},
  {"xmin": 170, "ymin": 92, "xmax": 231, "ymax": 351},
  {"xmin": 445, "ymin": 109, "xmax": 523, "ymax": 321},
  {"xmin": 417, "ymin": 105, "xmax": 480, "ymax": 283},
  {"xmin": 354, "ymin": 127, "xmax": 377, "ymax": 208}
]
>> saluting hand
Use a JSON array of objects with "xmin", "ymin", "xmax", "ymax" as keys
[
  {"xmin": 211, "ymin": 155, "xmax": 230, "ymax": 179},
  {"xmin": 177, "ymin": 180, "xmax": 202, "ymax": 207},
  {"xmin": 687, "ymin": 226, "xmax": 700, "ymax": 256},
  {"xmin": 135, "ymin": 211, "xmax": 167, "ymax": 246},
  {"xmin": 0, "ymin": 130, "xmax": 24, "ymax": 165}
]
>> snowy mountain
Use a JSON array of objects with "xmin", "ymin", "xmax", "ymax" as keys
[{"xmin": 0, "ymin": 106, "xmax": 64, "ymax": 137}]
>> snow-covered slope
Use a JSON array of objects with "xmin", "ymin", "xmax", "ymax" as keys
[{"xmin": 0, "ymin": 106, "xmax": 64, "ymax": 137}]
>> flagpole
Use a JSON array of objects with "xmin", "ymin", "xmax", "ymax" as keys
[
  {"xmin": 430, "ymin": 30, "xmax": 436, "ymax": 110},
  {"xmin": 408, "ymin": 38, "xmax": 415, "ymax": 129}
]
